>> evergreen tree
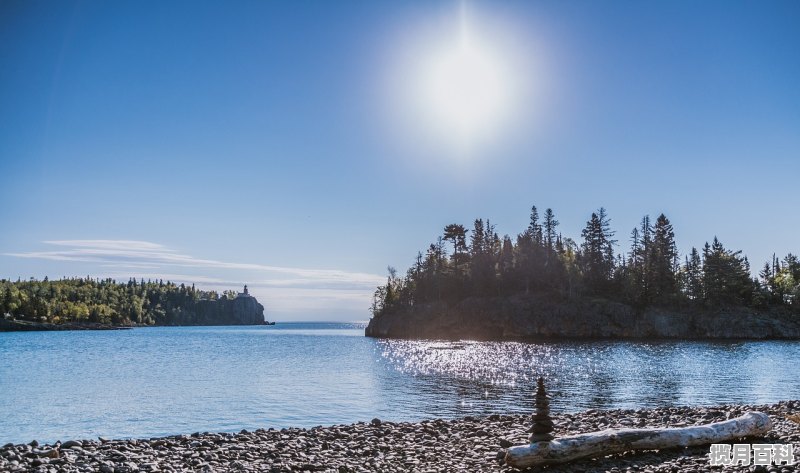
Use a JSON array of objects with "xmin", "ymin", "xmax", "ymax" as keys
[
  {"xmin": 470, "ymin": 219, "xmax": 486, "ymax": 257},
  {"xmin": 702, "ymin": 237, "xmax": 752, "ymax": 306},
  {"xmin": 500, "ymin": 235, "xmax": 515, "ymax": 287},
  {"xmin": 682, "ymin": 247, "xmax": 703, "ymax": 301},
  {"xmin": 580, "ymin": 208, "xmax": 616, "ymax": 293},
  {"xmin": 528, "ymin": 205, "xmax": 543, "ymax": 245},
  {"xmin": 443, "ymin": 223, "xmax": 468, "ymax": 272},
  {"xmin": 650, "ymin": 214, "xmax": 678, "ymax": 301},
  {"xmin": 543, "ymin": 208, "xmax": 559, "ymax": 254},
  {"xmin": 470, "ymin": 219, "xmax": 495, "ymax": 295}
]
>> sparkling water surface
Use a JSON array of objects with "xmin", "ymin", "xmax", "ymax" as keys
[{"xmin": 1, "ymin": 323, "xmax": 798, "ymax": 443}]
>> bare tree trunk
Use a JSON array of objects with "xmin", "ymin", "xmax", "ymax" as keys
[{"xmin": 505, "ymin": 412, "xmax": 771, "ymax": 469}]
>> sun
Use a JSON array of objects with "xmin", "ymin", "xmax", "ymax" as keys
[
  {"xmin": 380, "ymin": 3, "xmax": 531, "ymax": 161},
  {"xmin": 415, "ymin": 7, "xmax": 514, "ymax": 154}
]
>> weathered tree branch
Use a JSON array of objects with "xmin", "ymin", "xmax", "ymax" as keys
[{"xmin": 505, "ymin": 411, "xmax": 772, "ymax": 469}]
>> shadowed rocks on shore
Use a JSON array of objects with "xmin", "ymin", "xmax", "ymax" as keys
[
  {"xmin": 365, "ymin": 295, "xmax": 800, "ymax": 340},
  {"xmin": 2, "ymin": 401, "xmax": 798, "ymax": 472}
]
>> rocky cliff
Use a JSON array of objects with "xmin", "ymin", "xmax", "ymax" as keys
[
  {"xmin": 365, "ymin": 295, "xmax": 800, "ymax": 340},
  {"xmin": 161, "ymin": 295, "xmax": 266, "ymax": 326}
]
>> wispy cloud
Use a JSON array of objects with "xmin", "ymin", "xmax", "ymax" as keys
[
  {"xmin": 5, "ymin": 240, "xmax": 387, "ymax": 319},
  {"xmin": 6, "ymin": 240, "xmax": 385, "ymax": 289}
]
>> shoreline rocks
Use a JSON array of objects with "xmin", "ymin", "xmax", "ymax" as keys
[
  {"xmin": 0, "ymin": 319, "xmax": 133, "ymax": 332},
  {"xmin": 2, "ymin": 401, "xmax": 798, "ymax": 472},
  {"xmin": 365, "ymin": 295, "xmax": 800, "ymax": 340}
]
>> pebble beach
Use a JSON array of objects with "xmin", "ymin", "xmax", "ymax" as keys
[{"xmin": 2, "ymin": 401, "xmax": 799, "ymax": 473}]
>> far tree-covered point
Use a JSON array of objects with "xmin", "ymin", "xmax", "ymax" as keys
[{"xmin": 0, "ymin": 278, "xmax": 266, "ymax": 328}]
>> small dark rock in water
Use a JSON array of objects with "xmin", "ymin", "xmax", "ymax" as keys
[
  {"xmin": 60, "ymin": 440, "xmax": 81, "ymax": 449},
  {"xmin": 28, "ymin": 440, "xmax": 38, "ymax": 447},
  {"xmin": 370, "ymin": 417, "xmax": 381, "ymax": 426}
]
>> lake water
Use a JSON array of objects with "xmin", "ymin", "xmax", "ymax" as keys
[{"xmin": 1, "ymin": 323, "xmax": 798, "ymax": 444}]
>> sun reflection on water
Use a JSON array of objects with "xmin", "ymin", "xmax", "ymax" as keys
[
  {"xmin": 379, "ymin": 339, "xmax": 582, "ymax": 387},
  {"xmin": 374, "ymin": 339, "xmax": 800, "ymax": 415}
]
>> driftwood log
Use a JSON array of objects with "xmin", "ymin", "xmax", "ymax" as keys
[{"xmin": 505, "ymin": 411, "xmax": 772, "ymax": 469}]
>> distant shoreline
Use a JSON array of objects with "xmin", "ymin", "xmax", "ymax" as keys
[
  {"xmin": 0, "ymin": 318, "xmax": 132, "ymax": 332},
  {"xmin": 0, "ymin": 318, "xmax": 273, "ymax": 332},
  {"xmin": 2, "ymin": 401, "xmax": 797, "ymax": 472}
]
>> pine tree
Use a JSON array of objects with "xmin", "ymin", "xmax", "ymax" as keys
[
  {"xmin": 500, "ymin": 235, "xmax": 515, "ymax": 285},
  {"xmin": 580, "ymin": 208, "xmax": 616, "ymax": 293},
  {"xmin": 683, "ymin": 247, "xmax": 703, "ymax": 301},
  {"xmin": 443, "ymin": 223, "xmax": 468, "ymax": 272},
  {"xmin": 543, "ymin": 208, "xmax": 559, "ymax": 254},
  {"xmin": 471, "ymin": 219, "xmax": 496, "ymax": 296},
  {"xmin": 470, "ymin": 219, "xmax": 485, "ymax": 257},
  {"xmin": 529, "ymin": 205, "xmax": 543, "ymax": 246},
  {"xmin": 650, "ymin": 214, "xmax": 678, "ymax": 301},
  {"xmin": 702, "ymin": 237, "xmax": 752, "ymax": 306}
]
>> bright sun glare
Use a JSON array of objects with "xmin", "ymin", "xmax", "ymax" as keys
[{"xmin": 413, "ymin": 6, "xmax": 515, "ymax": 155}]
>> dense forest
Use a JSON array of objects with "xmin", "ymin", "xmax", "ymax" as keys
[
  {"xmin": 0, "ymin": 277, "xmax": 243, "ymax": 326},
  {"xmin": 371, "ymin": 206, "xmax": 800, "ymax": 318}
]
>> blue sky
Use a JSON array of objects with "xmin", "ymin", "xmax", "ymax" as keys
[{"xmin": 1, "ymin": 1, "xmax": 798, "ymax": 321}]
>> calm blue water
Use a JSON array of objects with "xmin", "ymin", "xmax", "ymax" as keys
[{"xmin": 1, "ymin": 323, "xmax": 799, "ymax": 444}]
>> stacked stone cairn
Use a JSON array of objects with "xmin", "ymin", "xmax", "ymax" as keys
[{"xmin": 528, "ymin": 377, "xmax": 555, "ymax": 444}]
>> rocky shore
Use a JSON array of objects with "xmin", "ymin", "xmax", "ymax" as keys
[
  {"xmin": 0, "ymin": 319, "xmax": 132, "ymax": 332},
  {"xmin": 2, "ymin": 401, "xmax": 798, "ymax": 472},
  {"xmin": 365, "ymin": 295, "xmax": 800, "ymax": 340}
]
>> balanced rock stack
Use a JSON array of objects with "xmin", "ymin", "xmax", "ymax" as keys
[{"xmin": 528, "ymin": 377, "xmax": 555, "ymax": 443}]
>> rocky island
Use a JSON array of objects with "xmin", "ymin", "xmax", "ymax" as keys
[
  {"xmin": 366, "ymin": 207, "xmax": 800, "ymax": 341},
  {"xmin": 0, "ymin": 278, "xmax": 269, "ymax": 331}
]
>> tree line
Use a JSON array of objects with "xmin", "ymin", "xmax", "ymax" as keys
[
  {"xmin": 0, "ymin": 277, "xmax": 239, "ymax": 326},
  {"xmin": 371, "ymin": 206, "xmax": 800, "ymax": 317}
]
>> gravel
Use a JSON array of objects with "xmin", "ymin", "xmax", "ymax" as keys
[{"xmin": 2, "ymin": 401, "xmax": 798, "ymax": 472}]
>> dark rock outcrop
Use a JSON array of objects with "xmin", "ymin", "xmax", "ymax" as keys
[
  {"xmin": 158, "ymin": 295, "xmax": 266, "ymax": 326},
  {"xmin": 365, "ymin": 294, "xmax": 800, "ymax": 340}
]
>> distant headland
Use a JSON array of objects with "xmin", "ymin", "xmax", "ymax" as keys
[
  {"xmin": 366, "ymin": 206, "xmax": 800, "ymax": 340},
  {"xmin": 0, "ymin": 278, "xmax": 270, "ymax": 331}
]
